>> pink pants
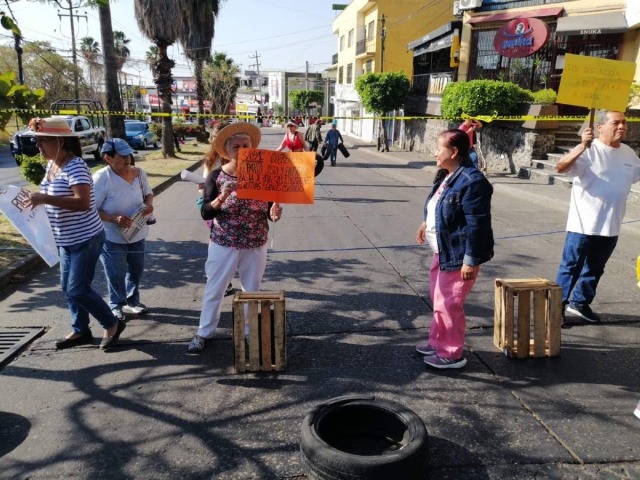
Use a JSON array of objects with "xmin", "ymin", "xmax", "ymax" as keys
[{"xmin": 428, "ymin": 253, "xmax": 477, "ymax": 360}]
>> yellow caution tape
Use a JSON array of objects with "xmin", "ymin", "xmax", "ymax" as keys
[{"xmin": 3, "ymin": 108, "xmax": 640, "ymax": 122}]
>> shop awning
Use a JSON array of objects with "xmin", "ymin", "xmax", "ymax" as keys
[
  {"xmin": 556, "ymin": 11, "xmax": 628, "ymax": 36},
  {"xmin": 408, "ymin": 22, "xmax": 460, "ymax": 50},
  {"xmin": 413, "ymin": 34, "xmax": 455, "ymax": 56},
  {"xmin": 467, "ymin": 7, "xmax": 564, "ymax": 25}
]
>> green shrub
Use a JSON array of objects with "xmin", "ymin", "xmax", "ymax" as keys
[
  {"xmin": 531, "ymin": 89, "xmax": 557, "ymax": 105},
  {"xmin": 18, "ymin": 154, "xmax": 46, "ymax": 185},
  {"xmin": 518, "ymin": 88, "xmax": 535, "ymax": 104},
  {"xmin": 148, "ymin": 122, "xmax": 206, "ymax": 140},
  {"xmin": 441, "ymin": 80, "xmax": 530, "ymax": 117}
]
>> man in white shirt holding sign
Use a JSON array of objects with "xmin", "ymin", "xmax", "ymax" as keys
[{"xmin": 555, "ymin": 110, "xmax": 640, "ymax": 324}]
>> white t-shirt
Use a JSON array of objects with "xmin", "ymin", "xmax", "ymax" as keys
[
  {"xmin": 93, "ymin": 167, "xmax": 153, "ymax": 244},
  {"xmin": 565, "ymin": 139, "xmax": 640, "ymax": 236},
  {"xmin": 425, "ymin": 178, "xmax": 449, "ymax": 252}
]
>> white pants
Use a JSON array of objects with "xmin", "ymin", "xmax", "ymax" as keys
[{"xmin": 198, "ymin": 242, "xmax": 268, "ymax": 338}]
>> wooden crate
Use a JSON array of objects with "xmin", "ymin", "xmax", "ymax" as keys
[
  {"xmin": 232, "ymin": 291, "xmax": 286, "ymax": 373},
  {"xmin": 494, "ymin": 278, "xmax": 562, "ymax": 358}
]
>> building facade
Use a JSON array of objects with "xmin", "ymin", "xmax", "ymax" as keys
[
  {"xmin": 331, "ymin": 0, "xmax": 454, "ymax": 140},
  {"xmin": 458, "ymin": 0, "xmax": 640, "ymax": 116}
]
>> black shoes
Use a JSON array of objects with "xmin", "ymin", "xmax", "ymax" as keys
[
  {"xmin": 100, "ymin": 320, "xmax": 127, "ymax": 351},
  {"xmin": 55, "ymin": 330, "xmax": 93, "ymax": 350},
  {"xmin": 566, "ymin": 304, "xmax": 601, "ymax": 323}
]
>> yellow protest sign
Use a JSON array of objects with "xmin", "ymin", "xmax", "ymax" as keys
[
  {"xmin": 236, "ymin": 149, "xmax": 315, "ymax": 204},
  {"xmin": 557, "ymin": 54, "xmax": 636, "ymax": 111}
]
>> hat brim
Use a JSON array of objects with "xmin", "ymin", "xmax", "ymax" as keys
[
  {"xmin": 32, "ymin": 131, "xmax": 80, "ymax": 137},
  {"xmin": 214, "ymin": 122, "xmax": 262, "ymax": 160}
]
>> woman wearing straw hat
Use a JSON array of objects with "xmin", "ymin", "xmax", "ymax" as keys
[
  {"xmin": 188, "ymin": 122, "xmax": 283, "ymax": 353},
  {"xmin": 23, "ymin": 117, "xmax": 126, "ymax": 351},
  {"xmin": 275, "ymin": 120, "xmax": 310, "ymax": 153}
]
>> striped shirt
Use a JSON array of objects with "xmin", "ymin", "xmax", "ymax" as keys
[{"xmin": 40, "ymin": 157, "xmax": 104, "ymax": 247}]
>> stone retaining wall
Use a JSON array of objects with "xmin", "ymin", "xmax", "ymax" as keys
[{"xmin": 401, "ymin": 119, "xmax": 554, "ymax": 173}]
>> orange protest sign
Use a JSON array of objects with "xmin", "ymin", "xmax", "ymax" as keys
[{"xmin": 236, "ymin": 149, "xmax": 315, "ymax": 204}]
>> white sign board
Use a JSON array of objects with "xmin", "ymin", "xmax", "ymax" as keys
[
  {"xmin": 627, "ymin": 0, "xmax": 640, "ymax": 28},
  {"xmin": 0, "ymin": 185, "xmax": 59, "ymax": 267}
]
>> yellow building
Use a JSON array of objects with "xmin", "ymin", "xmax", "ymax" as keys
[
  {"xmin": 457, "ymin": 0, "xmax": 640, "ymax": 116},
  {"xmin": 330, "ymin": 0, "xmax": 454, "ymax": 140}
]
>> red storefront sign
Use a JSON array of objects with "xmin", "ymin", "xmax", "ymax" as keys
[{"xmin": 493, "ymin": 18, "xmax": 550, "ymax": 58}]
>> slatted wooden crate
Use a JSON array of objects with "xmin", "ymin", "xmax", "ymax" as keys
[
  {"xmin": 232, "ymin": 291, "xmax": 286, "ymax": 373},
  {"xmin": 494, "ymin": 278, "xmax": 562, "ymax": 358}
]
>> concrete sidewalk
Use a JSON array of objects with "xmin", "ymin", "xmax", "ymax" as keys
[{"xmin": 1, "ymin": 129, "xmax": 639, "ymax": 479}]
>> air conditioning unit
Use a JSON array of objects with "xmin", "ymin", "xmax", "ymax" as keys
[
  {"xmin": 453, "ymin": 2, "xmax": 463, "ymax": 17},
  {"xmin": 458, "ymin": 0, "xmax": 482, "ymax": 11}
]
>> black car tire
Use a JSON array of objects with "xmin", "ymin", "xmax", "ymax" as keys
[
  {"xmin": 300, "ymin": 396, "xmax": 429, "ymax": 480},
  {"xmin": 314, "ymin": 154, "xmax": 324, "ymax": 177},
  {"xmin": 142, "ymin": 139, "xmax": 147, "ymax": 150},
  {"xmin": 93, "ymin": 140, "xmax": 104, "ymax": 162}
]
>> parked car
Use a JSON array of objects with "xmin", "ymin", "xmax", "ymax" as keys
[
  {"xmin": 124, "ymin": 121, "xmax": 158, "ymax": 150},
  {"xmin": 11, "ymin": 114, "xmax": 106, "ymax": 165}
]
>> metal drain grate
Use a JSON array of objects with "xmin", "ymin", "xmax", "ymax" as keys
[{"xmin": 0, "ymin": 328, "xmax": 45, "ymax": 367}]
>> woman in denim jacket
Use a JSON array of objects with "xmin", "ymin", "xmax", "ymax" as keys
[{"xmin": 415, "ymin": 129, "xmax": 494, "ymax": 369}]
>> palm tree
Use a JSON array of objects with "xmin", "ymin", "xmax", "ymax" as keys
[
  {"xmin": 97, "ymin": 1, "xmax": 125, "ymax": 139},
  {"xmin": 145, "ymin": 45, "xmax": 158, "ymax": 75},
  {"xmin": 135, "ymin": 0, "xmax": 183, "ymax": 157},
  {"xmin": 79, "ymin": 37, "xmax": 100, "ymax": 94},
  {"xmin": 203, "ymin": 52, "xmax": 240, "ymax": 116},
  {"xmin": 113, "ymin": 31, "xmax": 131, "ymax": 71},
  {"xmin": 179, "ymin": 0, "xmax": 219, "ymax": 127}
]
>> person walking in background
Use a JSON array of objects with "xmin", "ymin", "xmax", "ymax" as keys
[
  {"xmin": 94, "ymin": 139, "xmax": 154, "ymax": 321},
  {"xmin": 189, "ymin": 123, "xmax": 283, "ymax": 354},
  {"xmin": 325, "ymin": 123, "xmax": 344, "ymax": 166},
  {"xmin": 305, "ymin": 120, "xmax": 323, "ymax": 152},
  {"xmin": 23, "ymin": 117, "xmax": 125, "ymax": 351},
  {"xmin": 415, "ymin": 129, "xmax": 494, "ymax": 369},
  {"xmin": 555, "ymin": 110, "xmax": 640, "ymax": 325},
  {"xmin": 458, "ymin": 118, "xmax": 482, "ymax": 170},
  {"xmin": 276, "ymin": 120, "xmax": 309, "ymax": 153}
]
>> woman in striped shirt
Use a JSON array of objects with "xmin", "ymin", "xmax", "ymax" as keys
[{"xmin": 24, "ymin": 117, "xmax": 126, "ymax": 351}]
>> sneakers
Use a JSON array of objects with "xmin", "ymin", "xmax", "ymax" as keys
[
  {"xmin": 112, "ymin": 307, "xmax": 125, "ymax": 321},
  {"xmin": 566, "ymin": 304, "xmax": 601, "ymax": 323},
  {"xmin": 635, "ymin": 401, "xmax": 640, "ymax": 420},
  {"xmin": 415, "ymin": 343, "xmax": 437, "ymax": 356},
  {"xmin": 188, "ymin": 335, "xmax": 206, "ymax": 353},
  {"xmin": 122, "ymin": 303, "xmax": 149, "ymax": 315},
  {"xmin": 424, "ymin": 355, "xmax": 467, "ymax": 369}
]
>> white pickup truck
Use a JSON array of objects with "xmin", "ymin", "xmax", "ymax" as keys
[{"xmin": 11, "ymin": 115, "xmax": 106, "ymax": 164}]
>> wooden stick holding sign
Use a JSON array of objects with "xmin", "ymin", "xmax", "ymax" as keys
[
  {"xmin": 557, "ymin": 54, "xmax": 636, "ymax": 148},
  {"xmin": 236, "ymin": 149, "xmax": 315, "ymax": 204}
]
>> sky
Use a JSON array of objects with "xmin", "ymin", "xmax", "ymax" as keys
[{"xmin": 2, "ymin": 0, "xmax": 346, "ymax": 85}]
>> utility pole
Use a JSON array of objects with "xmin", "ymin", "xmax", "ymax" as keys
[
  {"xmin": 380, "ymin": 14, "xmax": 386, "ymax": 73},
  {"xmin": 305, "ymin": 61, "xmax": 309, "ymax": 90},
  {"xmin": 248, "ymin": 50, "xmax": 262, "ymax": 106},
  {"xmin": 58, "ymin": 0, "xmax": 87, "ymax": 102}
]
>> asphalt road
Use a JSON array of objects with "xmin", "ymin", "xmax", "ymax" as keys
[{"xmin": 1, "ymin": 127, "xmax": 639, "ymax": 479}]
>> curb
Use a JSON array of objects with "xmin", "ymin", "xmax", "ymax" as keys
[{"xmin": 0, "ymin": 158, "xmax": 204, "ymax": 292}]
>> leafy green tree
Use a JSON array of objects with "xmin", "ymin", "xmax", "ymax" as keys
[
  {"xmin": 288, "ymin": 90, "xmax": 324, "ymax": 116},
  {"xmin": 355, "ymin": 71, "xmax": 410, "ymax": 152},
  {"xmin": 135, "ymin": 0, "xmax": 183, "ymax": 157},
  {"xmin": 0, "ymin": 71, "xmax": 45, "ymax": 131},
  {"xmin": 203, "ymin": 52, "xmax": 240, "ymax": 116},
  {"xmin": 179, "ymin": 0, "xmax": 219, "ymax": 127},
  {"xmin": 0, "ymin": 42, "xmax": 84, "ymax": 108}
]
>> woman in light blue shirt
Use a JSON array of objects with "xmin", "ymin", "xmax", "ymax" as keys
[{"xmin": 93, "ymin": 139, "xmax": 154, "ymax": 321}]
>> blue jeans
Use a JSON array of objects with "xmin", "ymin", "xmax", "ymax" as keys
[
  {"xmin": 100, "ymin": 239, "xmax": 146, "ymax": 310},
  {"xmin": 469, "ymin": 148, "xmax": 478, "ymax": 169},
  {"xmin": 555, "ymin": 232, "xmax": 618, "ymax": 306},
  {"xmin": 59, "ymin": 230, "xmax": 117, "ymax": 334},
  {"xmin": 329, "ymin": 144, "xmax": 337, "ymax": 164}
]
